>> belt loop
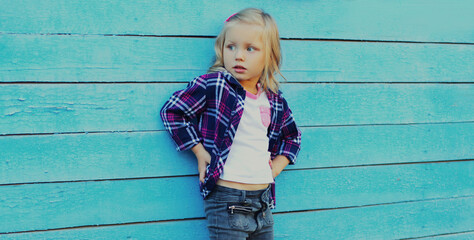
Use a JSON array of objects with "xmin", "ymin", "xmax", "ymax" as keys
[
  {"xmin": 260, "ymin": 186, "xmax": 270, "ymax": 205},
  {"xmin": 241, "ymin": 189, "xmax": 246, "ymax": 203}
]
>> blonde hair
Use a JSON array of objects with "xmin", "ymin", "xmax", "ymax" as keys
[{"xmin": 208, "ymin": 8, "xmax": 285, "ymax": 93}]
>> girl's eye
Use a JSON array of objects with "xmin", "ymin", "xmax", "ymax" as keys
[
  {"xmin": 247, "ymin": 47, "xmax": 255, "ymax": 52},
  {"xmin": 227, "ymin": 45, "xmax": 235, "ymax": 50}
]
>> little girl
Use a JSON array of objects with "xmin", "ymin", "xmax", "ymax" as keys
[{"xmin": 161, "ymin": 8, "xmax": 301, "ymax": 239}]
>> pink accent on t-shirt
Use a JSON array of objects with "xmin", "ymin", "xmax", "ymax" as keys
[
  {"xmin": 259, "ymin": 106, "xmax": 271, "ymax": 127},
  {"xmin": 245, "ymin": 84, "xmax": 262, "ymax": 100},
  {"xmin": 246, "ymin": 91, "xmax": 259, "ymax": 99}
]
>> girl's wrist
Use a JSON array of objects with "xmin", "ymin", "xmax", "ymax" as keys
[
  {"xmin": 191, "ymin": 143, "xmax": 205, "ymax": 155},
  {"xmin": 191, "ymin": 143, "xmax": 211, "ymax": 164},
  {"xmin": 271, "ymin": 155, "xmax": 290, "ymax": 178}
]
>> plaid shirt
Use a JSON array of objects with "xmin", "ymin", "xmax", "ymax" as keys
[{"xmin": 160, "ymin": 70, "xmax": 301, "ymax": 208}]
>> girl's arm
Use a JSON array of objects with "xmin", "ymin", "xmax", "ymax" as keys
[
  {"xmin": 160, "ymin": 76, "xmax": 207, "ymax": 151},
  {"xmin": 271, "ymin": 155, "xmax": 290, "ymax": 179},
  {"xmin": 273, "ymin": 97, "xmax": 302, "ymax": 177},
  {"xmin": 191, "ymin": 143, "xmax": 211, "ymax": 183},
  {"xmin": 162, "ymin": 77, "xmax": 212, "ymax": 182}
]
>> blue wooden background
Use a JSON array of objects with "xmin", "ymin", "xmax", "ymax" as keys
[{"xmin": 1, "ymin": 1, "xmax": 473, "ymax": 239}]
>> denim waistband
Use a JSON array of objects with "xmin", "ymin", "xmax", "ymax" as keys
[{"xmin": 213, "ymin": 185, "xmax": 271, "ymax": 203}]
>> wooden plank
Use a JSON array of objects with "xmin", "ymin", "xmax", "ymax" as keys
[
  {"xmin": 1, "ymin": 83, "xmax": 472, "ymax": 135},
  {"xmin": 1, "ymin": 35, "xmax": 473, "ymax": 82},
  {"xmin": 272, "ymin": 197, "xmax": 474, "ymax": 240},
  {"xmin": 0, "ymin": 161, "xmax": 472, "ymax": 233},
  {"xmin": 0, "ymin": 0, "xmax": 473, "ymax": 42},
  {"xmin": 423, "ymin": 232, "xmax": 474, "ymax": 239},
  {"xmin": 0, "ymin": 219, "xmax": 209, "ymax": 240},
  {"xmin": 1, "ymin": 197, "xmax": 472, "ymax": 239},
  {"xmin": 1, "ymin": 123, "xmax": 473, "ymax": 184}
]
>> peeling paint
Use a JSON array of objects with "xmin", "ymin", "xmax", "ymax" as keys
[
  {"xmin": 5, "ymin": 111, "xmax": 21, "ymax": 116},
  {"xmin": 27, "ymin": 106, "xmax": 75, "ymax": 112}
]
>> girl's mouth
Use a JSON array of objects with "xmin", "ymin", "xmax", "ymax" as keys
[{"xmin": 233, "ymin": 65, "xmax": 247, "ymax": 73}]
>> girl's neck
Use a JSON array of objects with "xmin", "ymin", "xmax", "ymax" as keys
[{"xmin": 238, "ymin": 80, "xmax": 259, "ymax": 95}]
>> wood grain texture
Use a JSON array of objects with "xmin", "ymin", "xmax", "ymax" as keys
[
  {"xmin": 422, "ymin": 232, "xmax": 474, "ymax": 239},
  {"xmin": 1, "ymin": 161, "xmax": 472, "ymax": 233},
  {"xmin": 1, "ymin": 83, "xmax": 472, "ymax": 135},
  {"xmin": 1, "ymin": 0, "xmax": 473, "ymax": 42},
  {"xmin": 1, "ymin": 123, "xmax": 473, "ymax": 185},
  {"xmin": 1, "ymin": 0, "xmax": 473, "ymax": 238},
  {"xmin": 1, "ymin": 35, "xmax": 473, "ymax": 82},
  {"xmin": 272, "ymin": 197, "xmax": 474, "ymax": 240},
  {"xmin": 1, "ymin": 197, "xmax": 472, "ymax": 239}
]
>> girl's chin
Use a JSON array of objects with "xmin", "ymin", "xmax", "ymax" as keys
[{"xmin": 230, "ymin": 71, "xmax": 246, "ymax": 78}]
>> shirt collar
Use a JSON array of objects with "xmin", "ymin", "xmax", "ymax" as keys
[
  {"xmin": 220, "ymin": 69, "xmax": 283, "ymax": 97},
  {"xmin": 221, "ymin": 70, "xmax": 242, "ymax": 89}
]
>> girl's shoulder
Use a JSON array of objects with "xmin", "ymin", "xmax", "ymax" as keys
[
  {"xmin": 266, "ymin": 88, "xmax": 285, "ymax": 101},
  {"xmin": 195, "ymin": 70, "xmax": 240, "ymax": 88},
  {"xmin": 198, "ymin": 70, "xmax": 232, "ymax": 80},
  {"xmin": 192, "ymin": 71, "xmax": 226, "ymax": 84},
  {"xmin": 266, "ymin": 89, "xmax": 294, "ymax": 111},
  {"xmin": 186, "ymin": 72, "xmax": 225, "ymax": 88},
  {"xmin": 198, "ymin": 71, "xmax": 221, "ymax": 79}
]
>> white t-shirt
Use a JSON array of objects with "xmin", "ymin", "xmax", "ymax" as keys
[{"xmin": 220, "ymin": 88, "xmax": 274, "ymax": 184}]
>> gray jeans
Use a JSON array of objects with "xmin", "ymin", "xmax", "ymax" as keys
[{"xmin": 204, "ymin": 185, "xmax": 274, "ymax": 240}]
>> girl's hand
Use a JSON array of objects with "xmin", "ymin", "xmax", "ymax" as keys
[
  {"xmin": 197, "ymin": 151, "xmax": 211, "ymax": 183},
  {"xmin": 270, "ymin": 155, "xmax": 290, "ymax": 179},
  {"xmin": 191, "ymin": 143, "xmax": 211, "ymax": 183}
]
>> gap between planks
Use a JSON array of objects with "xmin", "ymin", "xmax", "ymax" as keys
[
  {"xmin": 400, "ymin": 230, "xmax": 474, "ymax": 240},
  {"xmin": 1, "ymin": 32, "xmax": 473, "ymax": 45},
  {"xmin": 0, "ymin": 158, "xmax": 472, "ymax": 187},
  {"xmin": 0, "ymin": 195, "xmax": 472, "ymax": 236},
  {"xmin": 1, "ymin": 121, "xmax": 473, "ymax": 137},
  {"xmin": 1, "ymin": 82, "xmax": 473, "ymax": 84}
]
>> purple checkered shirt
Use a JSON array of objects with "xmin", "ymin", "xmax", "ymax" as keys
[{"xmin": 160, "ymin": 70, "xmax": 301, "ymax": 208}]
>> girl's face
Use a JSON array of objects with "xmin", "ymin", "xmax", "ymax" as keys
[{"xmin": 223, "ymin": 23, "xmax": 265, "ymax": 88}]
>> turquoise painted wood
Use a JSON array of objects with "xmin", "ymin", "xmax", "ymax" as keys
[
  {"xmin": 1, "ymin": 0, "xmax": 473, "ymax": 42},
  {"xmin": 424, "ymin": 233, "xmax": 474, "ymax": 240},
  {"xmin": 1, "ymin": 161, "xmax": 472, "ymax": 233},
  {"xmin": 1, "ymin": 36, "xmax": 473, "ymax": 82},
  {"xmin": 1, "ymin": 197, "xmax": 473, "ymax": 239},
  {"xmin": 1, "ymin": 0, "xmax": 473, "ymax": 239},
  {"xmin": 1, "ymin": 123, "xmax": 473, "ymax": 184},
  {"xmin": 1, "ymin": 84, "xmax": 473, "ymax": 134},
  {"xmin": 0, "ymin": 197, "xmax": 474, "ymax": 240},
  {"xmin": 272, "ymin": 197, "xmax": 474, "ymax": 240}
]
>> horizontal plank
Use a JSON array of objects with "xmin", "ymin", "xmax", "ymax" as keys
[
  {"xmin": 1, "ymin": 197, "xmax": 472, "ymax": 239},
  {"xmin": 273, "ymin": 197, "xmax": 474, "ymax": 240},
  {"xmin": 0, "ymin": 0, "xmax": 473, "ymax": 43},
  {"xmin": 0, "ymin": 219, "xmax": 209, "ymax": 240},
  {"xmin": 424, "ymin": 232, "xmax": 474, "ymax": 240},
  {"xmin": 1, "ymin": 35, "xmax": 473, "ymax": 82},
  {"xmin": 0, "ymin": 83, "xmax": 472, "ymax": 135},
  {"xmin": 0, "ymin": 161, "xmax": 472, "ymax": 233},
  {"xmin": 1, "ymin": 123, "xmax": 473, "ymax": 184}
]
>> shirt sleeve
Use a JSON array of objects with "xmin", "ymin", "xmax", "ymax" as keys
[
  {"xmin": 160, "ymin": 76, "xmax": 207, "ymax": 151},
  {"xmin": 277, "ymin": 97, "xmax": 302, "ymax": 164}
]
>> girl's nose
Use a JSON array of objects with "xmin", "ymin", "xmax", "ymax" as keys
[{"xmin": 235, "ymin": 49, "xmax": 244, "ymax": 61}]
